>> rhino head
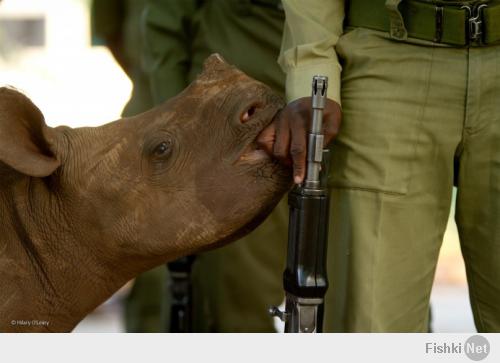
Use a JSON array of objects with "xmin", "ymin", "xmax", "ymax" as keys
[{"xmin": 0, "ymin": 54, "xmax": 291, "ymax": 331}]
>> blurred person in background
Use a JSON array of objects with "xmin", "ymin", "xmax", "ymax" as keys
[
  {"xmin": 91, "ymin": 0, "xmax": 154, "ymax": 117},
  {"xmin": 91, "ymin": 0, "xmax": 166, "ymax": 333},
  {"xmin": 141, "ymin": 0, "xmax": 289, "ymax": 332}
]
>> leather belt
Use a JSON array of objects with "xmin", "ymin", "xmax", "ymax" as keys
[{"xmin": 346, "ymin": 0, "xmax": 500, "ymax": 46}]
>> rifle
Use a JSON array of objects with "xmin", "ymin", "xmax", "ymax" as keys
[
  {"xmin": 166, "ymin": 255, "xmax": 195, "ymax": 332},
  {"xmin": 270, "ymin": 75, "xmax": 330, "ymax": 333}
]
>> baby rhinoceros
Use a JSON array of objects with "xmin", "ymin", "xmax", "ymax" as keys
[{"xmin": 0, "ymin": 54, "xmax": 291, "ymax": 332}]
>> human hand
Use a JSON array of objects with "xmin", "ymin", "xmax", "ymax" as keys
[{"xmin": 257, "ymin": 97, "xmax": 342, "ymax": 184}]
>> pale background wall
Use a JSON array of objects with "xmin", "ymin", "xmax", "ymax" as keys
[{"xmin": 0, "ymin": 0, "xmax": 130, "ymax": 127}]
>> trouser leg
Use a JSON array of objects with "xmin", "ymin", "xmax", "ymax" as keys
[
  {"xmin": 137, "ymin": 0, "xmax": 286, "ymax": 332},
  {"xmin": 324, "ymin": 28, "xmax": 465, "ymax": 332},
  {"xmin": 455, "ymin": 46, "xmax": 500, "ymax": 333},
  {"xmin": 124, "ymin": 266, "xmax": 169, "ymax": 332},
  {"xmin": 127, "ymin": 0, "xmax": 196, "ymax": 332},
  {"xmin": 188, "ymin": 1, "xmax": 287, "ymax": 332},
  {"xmin": 192, "ymin": 199, "xmax": 288, "ymax": 332}
]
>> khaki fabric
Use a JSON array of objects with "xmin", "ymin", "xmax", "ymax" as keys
[
  {"xmin": 279, "ymin": 0, "xmax": 344, "ymax": 103},
  {"xmin": 140, "ymin": 0, "xmax": 288, "ymax": 332},
  {"xmin": 324, "ymin": 27, "xmax": 500, "ymax": 332}
]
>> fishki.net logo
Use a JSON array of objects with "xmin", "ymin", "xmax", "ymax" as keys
[{"xmin": 425, "ymin": 335, "xmax": 490, "ymax": 361}]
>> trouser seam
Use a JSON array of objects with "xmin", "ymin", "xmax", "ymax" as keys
[
  {"xmin": 463, "ymin": 48, "xmax": 473, "ymax": 142},
  {"xmin": 329, "ymin": 186, "xmax": 405, "ymax": 196},
  {"xmin": 453, "ymin": 49, "xmax": 470, "ymax": 161},
  {"xmin": 368, "ymin": 194, "xmax": 382, "ymax": 332},
  {"xmin": 407, "ymin": 44, "xmax": 449, "ymax": 332},
  {"xmin": 414, "ymin": 46, "xmax": 437, "ymax": 333},
  {"xmin": 458, "ymin": 47, "xmax": 488, "ymax": 332},
  {"xmin": 365, "ymin": 45, "xmax": 436, "ymax": 332},
  {"xmin": 399, "ymin": 44, "xmax": 436, "ymax": 206}
]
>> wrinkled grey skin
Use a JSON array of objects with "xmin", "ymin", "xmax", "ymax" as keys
[{"xmin": 0, "ymin": 55, "xmax": 291, "ymax": 332}]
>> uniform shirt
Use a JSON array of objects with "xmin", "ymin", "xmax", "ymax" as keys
[
  {"xmin": 279, "ymin": 0, "xmax": 344, "ymax": 104},
  {"xmin": 278, "ymin": 0, "xmax": 471, "ymax": 104}
]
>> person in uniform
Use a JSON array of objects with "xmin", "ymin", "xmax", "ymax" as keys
[
  {"xmin": 141, "ymin": 0, "xmax": 289, "ymax": 332},
  {"xmin": 258, "ymin": 0, "xmax": 500, "ymax": 332},
  {"xmin": 91, "ymin": 0, "xmax": 167, "ymax": 333}
]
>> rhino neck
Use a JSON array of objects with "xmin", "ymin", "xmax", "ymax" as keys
[{"xmin": 0, "ymin": 175, "xmax": 126, "ymax": 332}]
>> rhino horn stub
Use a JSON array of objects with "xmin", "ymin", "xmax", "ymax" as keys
[
  {"xmin": 197, "ymin": 54, "xmax": 239, "ymax": 83},
  {"xmin": 203, "ymin": 53, "xmax": 229, "ymax": 72}
]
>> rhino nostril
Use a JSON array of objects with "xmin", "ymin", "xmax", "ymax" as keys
[{"xmin": 240, "ymin": 105, "xmax": 257, "ymax": 123}]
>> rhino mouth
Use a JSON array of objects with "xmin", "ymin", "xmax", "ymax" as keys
[
  {"xmin": 237, "ymin": 103, "xmax": 283, "ymax": 164},
  {"xmin": 238, "ymin": 141, "xmax": 269, "ymax": 162}
]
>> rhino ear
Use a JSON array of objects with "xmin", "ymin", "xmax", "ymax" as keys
[
  {"xmin": 197, "ymin": 53, "xmax": 237, "ymax": 82},
  {"xmin": 0, "ymin": 87, "xmax": 61, "ymax": 177}
]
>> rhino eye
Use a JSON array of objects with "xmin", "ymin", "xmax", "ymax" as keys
[
  {"xmin": 154, "ymin": 141, "xmax": 172, "ymax": 157},
  {"xmin": 241, "ymin": 105, "xmax": 258, "ymax": 123}
]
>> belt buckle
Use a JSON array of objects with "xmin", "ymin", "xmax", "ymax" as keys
[{"xmin": 462, "ymin": 3, "xmax": 488, "ymax": 45}]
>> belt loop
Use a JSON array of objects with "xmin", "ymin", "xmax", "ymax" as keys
[{"xmin": 385, "ymin": 0, "xmax": 408, "ymax": 40}]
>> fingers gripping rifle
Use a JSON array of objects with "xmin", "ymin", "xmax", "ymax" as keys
[{"xmin": 270, "ymin": 76, "xmax": 330, "ymax": 333}]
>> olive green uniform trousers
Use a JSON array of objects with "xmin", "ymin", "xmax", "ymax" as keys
[
  {"xmin": 325, "ymin": 26, "xmax": 500, "ymax": 332},
  {"xmin": 137, "ymin": 0, "xmax": 288, "ymax": 332}
]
